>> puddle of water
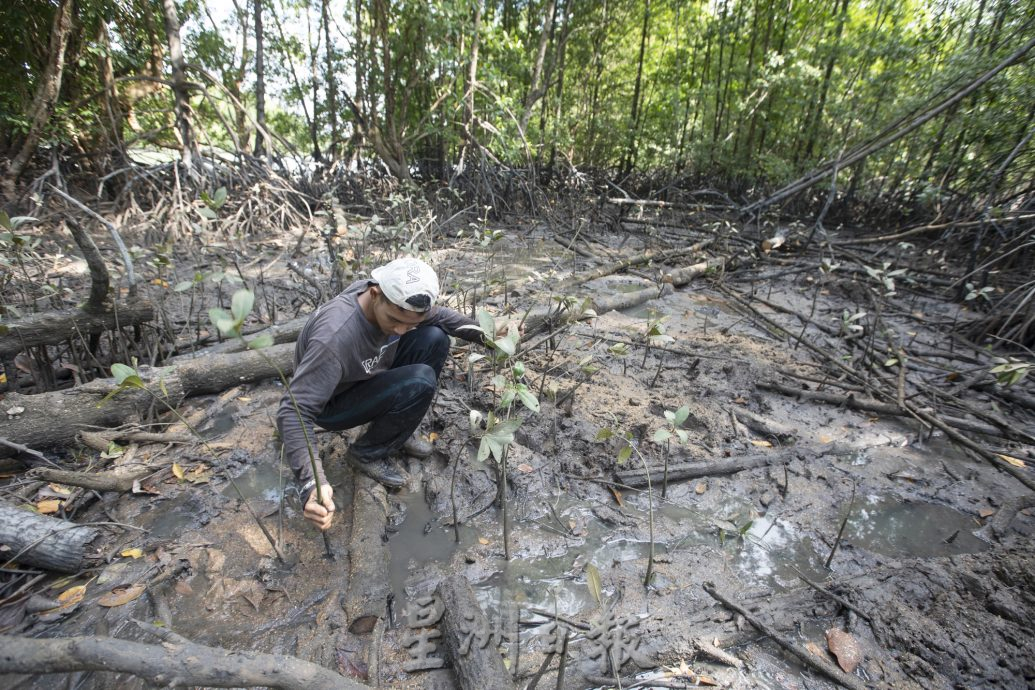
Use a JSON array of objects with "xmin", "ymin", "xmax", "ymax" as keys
[
  {"xmin": 219, "ymin": 459, "xmax": 288, "ymax": 503},
  {"xmin": 732, "ymin": 515, "xmax": 828, "ymax": 589},
  {"xmin": 845, "ymin": 493, "xmax": 988, "ymax": 559},
  {"xmin": 201, "ymin": 407, "xmax": 237, "ymax": 439},
  {"xmin": 388, "ymin": 490, "xmax": 466, "ymax": 608}
]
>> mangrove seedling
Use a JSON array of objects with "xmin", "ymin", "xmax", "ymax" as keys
[{"xmin": 653, "ymin": 404, "xmax": 690, "ymax": 498}]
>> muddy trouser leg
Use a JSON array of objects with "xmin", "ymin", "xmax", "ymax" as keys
[{"xmin": 316, "ymin": 326, "xmax": 449, "ymax": 461}]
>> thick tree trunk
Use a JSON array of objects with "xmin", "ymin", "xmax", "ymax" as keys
[
  {"xmin": 0, "ymin": 632, "xmax": 367, "ymax": 689},
  {"xmin": 436, "ymin": 574, "xmax": 515, "ymax": 690},
  {"xmin": 4, "ymin": 0, "xmax": 74, "ymax": 194},
  {"xmin": 0, "ymin": 343, "xmax": 295, "ymax": 457},
  {"xmin": 0, "ymin": 303, "xmax": 153, "ymax": 360},
  {"xmin": 0, "ymin": 500, "xmax": 101, "ymax": 573}
]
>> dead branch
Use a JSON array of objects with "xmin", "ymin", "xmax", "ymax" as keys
[
  {"xmin": 0, "ymin": 631, "xmax": 367, "ymax": 689},
  {"xmin": 702, "ymin": 582, "xmax": 868, "ymax": 690}
]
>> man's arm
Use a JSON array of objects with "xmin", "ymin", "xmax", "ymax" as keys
[{"xmin": 276, "ymin": 341, "xmax": 343, "ymax": 493}]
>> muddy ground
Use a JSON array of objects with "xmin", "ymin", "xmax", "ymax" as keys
[{"xmin": 2, "ymin": 213, "xmax": 1034, "ymax": 690}]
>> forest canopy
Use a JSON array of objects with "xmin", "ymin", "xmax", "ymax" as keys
[{"xmin": 1, "ymin": 0, "xmax": 1033, "ymax": 214}]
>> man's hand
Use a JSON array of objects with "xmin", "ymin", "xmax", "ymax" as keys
[{"xmin": 303, "ymin": 484, "xmax": 335, "ymax": 531}]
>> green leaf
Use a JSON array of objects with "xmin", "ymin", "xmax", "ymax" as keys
[
  {"xmin": 675, "ymin": 429, "xmax": 688, "ymax": 444},
  {"xmin": 110, "ymin": 363, "xmax": 137, "ymax": 386},
  {"xmin": 248, "ymin": 333, "xmax": 274, "ymax": 350},
  {"xmin": 197, "ymin": 206, "xmax": 218, "ymax": 220},
  {"xmin": 617, "ymin": 445, "xmax": 632, "ymax": 464},
  {"xmin": 0, "ymin": 211, "xmax": 10, "ymax": 230},
  {"xmin": 230, "ymin": 289, "xmax": 254, "ymax": 322},
  {"xmin": 500, "ymin": 387, "xmax": 516, "ymax": 409},
  {"xmin": 495, "ymin": 332, "xmax": 518, "ymax": 356},
  {"xmin": 476, "ymin": 309, "xmax": 496, "ymax": 339},
  {"xmin": 653, "ymin": 428, "xmax": 672, "ymax": 443},
  {"xmin": 664, "ymin": 410, "xmax": 676, "ymax": 424},
  {"xmin": 208, "ymin": 308, "xmax": 235, "ymax": 335},
  {"xmin": 212, "ymin": 186, "xmax": 228, "ymax": 208},
  {"xmin": 477, "ymin": 437, "xmax": 491, "ymax": 463},
  {"xmin": 674, "ymin": 405, "xmax": 690, "ymax": 426},
  {"xmin": 595, "ymin": 428, "xmax": 614, "ymax": 441},
  {"xmin": 173, "ymin": 281, "xmax": 194, "ymax": 292},
  {"xmin": 516, "ymin": 386, "xmax": 540, "ymax": 413}
]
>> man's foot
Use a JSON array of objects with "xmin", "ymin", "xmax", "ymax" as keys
[
  {"xmin": 346, "ymin": 453, "xmax": 405, "ymax": 489},
  {"xmin": 402, "ymin": 432, "xmax": 433, "ymax": 459}
]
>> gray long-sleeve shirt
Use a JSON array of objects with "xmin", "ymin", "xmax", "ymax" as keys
[{"xmin": 276, "ymin": 279, "xmax": 479, "ymax": 489}]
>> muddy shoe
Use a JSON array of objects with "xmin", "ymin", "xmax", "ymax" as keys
[
  {"xmin": 346, "ymin": 454, "xmax": 405, "ymax": 489},
  {"xmin": 402, "ymin": 433, "xmax": 433, "ymax": 459}
]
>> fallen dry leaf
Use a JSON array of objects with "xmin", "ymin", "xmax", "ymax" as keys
[
  {"xmin": 819, "ymin": 434, "xmax": 834, "ymax": 444},
  {"xmin": 750, "ymin": 440, "xmax": 773, "ymax": 448},
  {"xmin": 171, "ymin": 462, "xmax": 185, "ymax": 479},
  {"xmin": 36, "ymin": 499, "xmax": 64, "ymax": 514},
  {"xmin": 695, "ymin": 482, "xmax": 707, "ymax": 494},
  {"xmin": 98, "ymin": 583, "xmax": 146, "ymax": 607},
  {"xmin": 996, "ymin": 453, "xmax": 1026, "ymax": 468},
  {"xmin": 698, "ymin": 676, "xmax": 719, "ymax": 687},
  {"xmin": 979, "ymin": 508, "xmax": 996, "ymax": 518},
  {"xmin": 732, "ymin": 396, "xmax": 748, "ymax": 405},
  {"xmin": 478, "ymin": 537, "xmax": 490, "ymax": 545},
  {"xmin": 608, "ymin": 486, "xmax": 625, "ymax": 507},
  {"xmin": 826, "ymin": 628, "xmax": 862, "ymax": 673},
  {"xmin": 47, "ymin": 483, "xmax": 72, "ymax": 496},
  {"xmin": 516, "ymin": 463, "xmax": 534, "ymax": 473},
  {"xmin": 428, "ymin": 432, "xmax": 439, "ymax": 442},
  {"xmin": 120, "ymin": 547, "xmax": 143, "ymax": 559}
]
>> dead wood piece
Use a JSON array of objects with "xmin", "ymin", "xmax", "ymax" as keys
[
  {"xmin": 702, "ymin": 582, "xmax": 867, "ymax": 690},
  {"xmin": 345, "ymin": 476, "xmax": 390, "ymax": 634},
  {"xmin": 554, "ymin": 245, "xmax": 708, "ymax": 293},
  {"xmin": 0, "ymin": 343, "xmax": 295, "ymax": 457},
  {"xmin": 975, "ymin": 493, "xmax": 1035, "ymax": 541},
  {"xmin": 731, "ymin": 408, "xmax": 797, "ymax": 443},
  {"xmin": 664, "ymin": 257, "xmax": 726, "ymax": 287},
  {"xmin": 615, "ymin": 451, "xmax": 797, "ymax": 489},
  {"xmin": 29, "ymin": 466, "xmax": 151, "ymax": 493},
  {"xmin": 0, "ymin": 303, "xmax": 154, "ymax": 360},
  {"xmin": 436, "ymin": 573, "xmax": 516, "ymax": 690},
  {"xmin": 692, "ymin": 638, "xmax": 744, "ymax": 669},
  {"xmin": 78, "ymin": 429, "xmax": 192, "ymax": 452},
  {"xmin": 0, "ymin": 632, "xmax": 367, "ymax": 689},
  {"xmin": 759, "ymin": 381, "xmax": 1019, "ymax": 441},
  {"xmin": 0, "ymin": 499, "xmax": 101, "ymax": 573}
]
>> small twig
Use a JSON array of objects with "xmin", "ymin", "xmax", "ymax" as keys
[{"xmin": 825, "ymin": 483, "xmax": 856, "ymax": 570}]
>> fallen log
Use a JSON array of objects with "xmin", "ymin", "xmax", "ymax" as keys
[
  {"xmin": 28, "ymin": 466, "xmax": 152, "ymax": 493},
  {"xmin": 436, "ymin": 573, "xmax": 515, "ymax": 690},
  {"xmin": 0, "ymin": 342, "xmax": 295, "ymax": 457},
  {"xmin": 0, "ymin": 303, "xmax": 155, "ymax": 360},
  {"xmin": 615, "ymin": 451, "xmax": 798, "ymax": 489},
  {"xmin": 759, "ymin": 381, "xmax": 1021, "ymax": 440},
  {"xmin": 345, "ymin": 475, "xmax": 390, "ymax": 634},
  {"xmin": 0, "ymin": 499, "xmax": 101, "ymax": 573},
  {"xmin": 0, "ymin": 632, "xmax": 367, "ymax": 689}
]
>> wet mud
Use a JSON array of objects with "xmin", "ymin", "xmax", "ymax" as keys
[{"xmin": 4, "ymin": 233, "xmax": 1034, "ymax": 690}]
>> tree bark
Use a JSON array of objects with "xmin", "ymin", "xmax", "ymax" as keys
[
  {"xmin": 0, "ymin": 343, "xmax": 295, "ymax": 457},
  {"xmin": 436, "ymin": 574, "xmax": 515, "ymax": 690},
  {"xmin": 0, "ymin": 632, "xmax": 367, "ymax": 689},
  {"xmin": 519, "ymin": 0, "xmax": 556, "ymax": 134},
  {"xmin": 0, "ymin": 500, "xmax": 101, "ymax": 573},
  {"xmin": 322, "ymin": 0, "xmax": 339, "ymax": 161},
  {"xmin": 621, "ymin": 0, "xmax": 650, "ymax": 175},
  {"xmin": 4, "ymin": 0, "xmax": 75, "ymax": 194}
]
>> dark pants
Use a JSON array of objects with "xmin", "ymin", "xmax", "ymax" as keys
[{"xmin": 316, "ymin": 325, "xmax": 449, "ymax": 461}]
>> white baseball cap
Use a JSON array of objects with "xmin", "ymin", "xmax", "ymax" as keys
[{"xmin": 370, "ymin": 257, "xmax": 439, "ymax": 312}]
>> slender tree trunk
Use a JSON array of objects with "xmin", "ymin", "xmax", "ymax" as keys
[
  {"xmin": 585, "ymin": 0, "xmax": 608, "ymax": 163},
  {"xmin": 622, "ymin": 0, "xmax": 650, "ymax": 175},
  {"xmin": 322, "ymin": 0, "xmax": 339, "ymax": 162},
  {"xmin": 803, "ymin": 0, "xmax": 850, "ymax": 161},
  {"xmin": 307, "ymin": 6, "xmax": 323, "ymax": 161},
  {"xmin": 253, "ymin": 0, "xmax": 266, "ymax": 157},
  {"xmin": 4, "ymin": 0, "xmax": 75, "ymax": 194},
  {"xmin": 519, "ymin": 0, "xmax": 557, "ymax": 134},
  {"xmin": 161, "ymin": 0, "xmax": 198, "ymax": 170}
]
